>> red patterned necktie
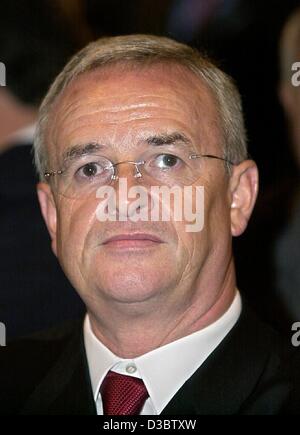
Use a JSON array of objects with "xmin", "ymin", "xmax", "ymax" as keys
[{"xmin": 100, "ymin": 370, "xmax": 149, "ymax": 415}]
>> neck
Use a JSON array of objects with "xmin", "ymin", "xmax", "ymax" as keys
[
  {"xmin": 0, "ymin": 89, "xmax": 37, "ymax": 153},
  {"xmin": 87, "ymin": 258, "xmax": 237, "ymax": 358}
]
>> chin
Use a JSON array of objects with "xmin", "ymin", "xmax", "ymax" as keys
[
  {"xmin": 91, "ymin": 264, "xmax": 175, "ymax": 304},
  {"xmin": 82, "ymin": 246, "xmax": 179, "ymax": 302}
]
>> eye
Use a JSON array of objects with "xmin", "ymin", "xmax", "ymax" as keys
[
  {"xmin": 153, "ymin": 154, "xmax": 183, "ymax": 170},
  {"xmin": 75, "ymin": 161, "xmax": 111, "ymax": 180}
]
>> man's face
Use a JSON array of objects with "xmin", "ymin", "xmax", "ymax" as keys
[{"xmin": 39, "ymin": 64, "xmax": 253, "ymax": 316}]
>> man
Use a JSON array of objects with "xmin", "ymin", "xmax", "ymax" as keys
[{"xmin": 0, "ymin": 34, "xmax": 294, "ymax": 415}]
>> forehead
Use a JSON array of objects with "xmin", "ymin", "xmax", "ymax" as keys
[{"xmin": 47, "ymin": 62, "xmax": 221, "ymax": 160}]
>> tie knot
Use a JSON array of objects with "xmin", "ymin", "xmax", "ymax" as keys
[{"xmin": 100, "ymin": 370, "xmax": 149, "ymax": 415}]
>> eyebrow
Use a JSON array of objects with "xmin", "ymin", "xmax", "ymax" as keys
[
  {"xmin": 61, "ymin": 142, "xmax": 105, "ymax": 166},
  {"xmin": 145, "ymin": 132, "xmax": 192, "ymax": 147}
]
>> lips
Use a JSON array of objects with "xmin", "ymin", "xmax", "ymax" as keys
[{"xmin": 102, "ymin": 233, "xmax": 164, "ymax": 247}]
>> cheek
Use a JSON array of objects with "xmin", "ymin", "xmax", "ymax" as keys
[
  {"xmin": 56, "ymin": 200, "xmax": 98, "ymax": 263},
  {"xmin": 202, "ymin": 182, "xmax": 232, "ymax": 248},
  {"xmin": 173, "ymin": 221, "xmax": 202, "ymax": 271},
  {"xmin": 176, "ymin": 181, "xmax": 231, "ymax": 261}
]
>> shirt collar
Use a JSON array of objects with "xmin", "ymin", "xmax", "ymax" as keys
[{"xmin": 84, "ymin": 291, "xmax": 242, "ymax": 415}]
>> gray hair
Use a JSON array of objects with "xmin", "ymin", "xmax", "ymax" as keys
[{"xmin": 34, "ymin": 34, "xmax": 248, "ymax": 180}]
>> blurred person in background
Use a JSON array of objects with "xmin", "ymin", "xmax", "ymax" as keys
[
  {"xmin": 274, "ymin": 7, "xmax": 300, "ymax": 325},
  {"xmin": 0, "ymin": 0, "xmax": 84, "ymax": 338}
]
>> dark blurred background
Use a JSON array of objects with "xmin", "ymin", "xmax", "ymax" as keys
[{"xmin": 1, "ymin": 0, "xmax": 300, "ymax": 338}]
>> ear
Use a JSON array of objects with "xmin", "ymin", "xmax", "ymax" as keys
[
  {"xmin": 37, "ymin": 182, "xmax": 58, "ymax": 255},
  {"xmin": 230, "ymin": 160, "xmax": 259, "ymax": 237}
]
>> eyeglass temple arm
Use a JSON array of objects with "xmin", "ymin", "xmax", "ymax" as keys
[{"xmin": 189, "ymin": 154, "xmax": 235, "ymax": 166}]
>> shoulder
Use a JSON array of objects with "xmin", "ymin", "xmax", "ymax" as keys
[
  {"xmin": 281, "ymin": 345, "xmax": 300, "ymax": 414},
  {"xmin": 229, "ymin": 306, "xmax": 295, "ymax": 414},
  {"xmin": 0, "ymin": 319, "xmax": 83, "ymax": 415},
  {"xmin": 228, "ymin": 304, "xmax": 292, "ymax": 361}
]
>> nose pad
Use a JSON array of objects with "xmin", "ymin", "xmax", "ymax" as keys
[
  {"xmin": 106, "ymin": 161, "xmax": 154, "ymax": 221},
  {"xmin": 134, "ymin": 163, "xmax": 143, "ymax": 178},
  {"xmin": 111, "ymin": 161, "xmax": 145, "ymax": 181}
]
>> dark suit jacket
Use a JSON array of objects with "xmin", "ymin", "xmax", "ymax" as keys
[
  {"xmin": 0, "ymin": 145, "xmax": 84, "ymax": 338},
  {"xmin": 0, "ymin": 306, "xmax": 295, "ymax": 415}
]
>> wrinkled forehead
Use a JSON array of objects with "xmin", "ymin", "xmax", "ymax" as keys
[{"xmin": 46, "ymin": 62, "xmax": 222, "ymax": 164}]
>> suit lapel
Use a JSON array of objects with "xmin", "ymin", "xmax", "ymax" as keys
[{"xmin": 20, "ymin": 324, "xmax": 96, "ymax": 415}]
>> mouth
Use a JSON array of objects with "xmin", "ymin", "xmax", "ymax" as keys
[{"xmin": 102, "ymin": 233, "xmax": 164, "ymax": 249}]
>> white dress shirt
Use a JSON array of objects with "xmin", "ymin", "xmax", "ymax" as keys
[{"xmin": 84, "ymin": 291, "xmax": 242, "ymax": 415}]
